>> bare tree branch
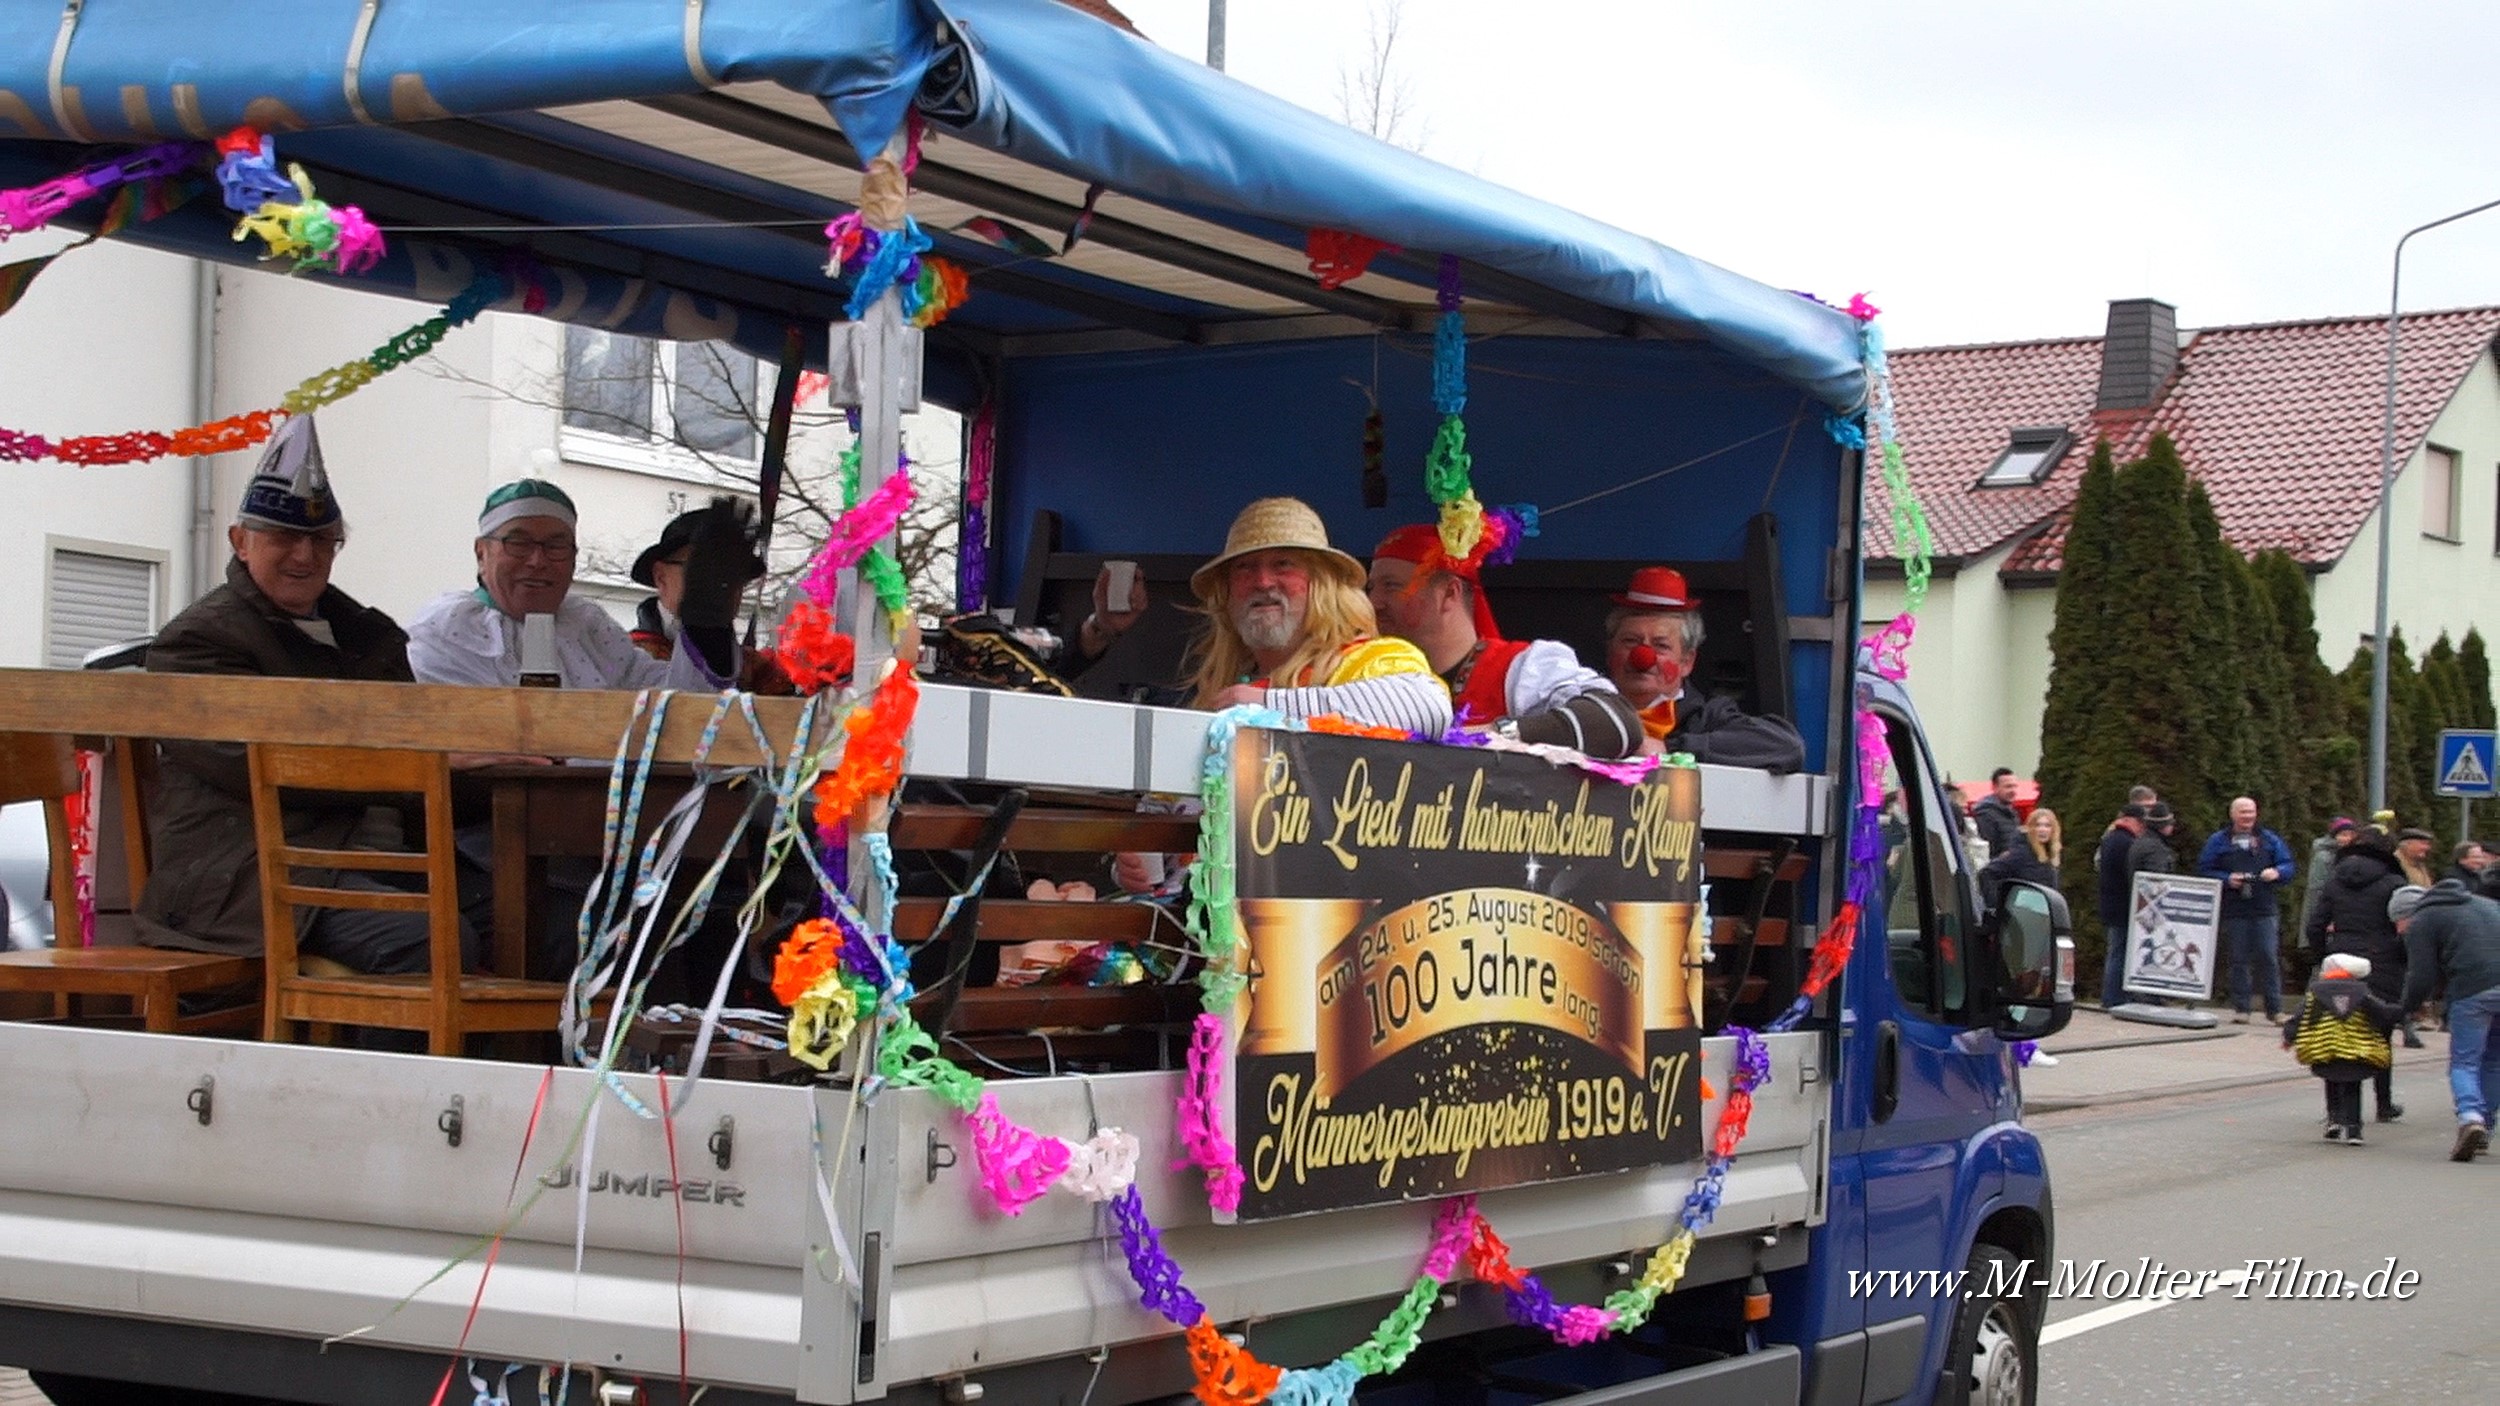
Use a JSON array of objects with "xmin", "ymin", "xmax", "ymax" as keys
[
  {"xmin": 1335, "ymin": 0, "xmax": 1430, "ymax": 153},
  {"xmin": 424, "ymin": 340, "xmax": 965, "ymax": 617}
]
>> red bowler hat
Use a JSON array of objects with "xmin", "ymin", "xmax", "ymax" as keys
[{"xmin": 1611, "ymin": 566, "xmax": 1693, "ymax": 610}]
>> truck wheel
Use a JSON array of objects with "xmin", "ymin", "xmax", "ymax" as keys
[{"xmin": 1942, "ymin": 1245, "xmax": 2036, "ymax": 1406}]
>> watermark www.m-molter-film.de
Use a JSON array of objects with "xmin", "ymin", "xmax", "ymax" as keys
[{"xmin": 1849, "ymin": 1258, "xmax": 2424, "ymax": 1305}]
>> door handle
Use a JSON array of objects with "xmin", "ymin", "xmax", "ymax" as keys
[{"xmin": 1873, "ymin": 1020, "xmax": 1900, "ymax": 1123}]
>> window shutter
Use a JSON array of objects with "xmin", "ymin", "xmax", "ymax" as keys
[{"xmin": 47, "ymin": 550, "xmax": 156, "ymax": 669}]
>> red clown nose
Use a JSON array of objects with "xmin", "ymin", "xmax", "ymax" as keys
[{"xmin": 1627, "ymin": 644, "xmax": 1659, "ymax": 671}]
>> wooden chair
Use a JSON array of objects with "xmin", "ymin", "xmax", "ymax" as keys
[
  {"xmin": 249, "ymin": 741, "xmax": 569, "ymax": 1056},
  {"xmin": 0, "ymin": 731, "xmax": 261, "ymax": 1033}
]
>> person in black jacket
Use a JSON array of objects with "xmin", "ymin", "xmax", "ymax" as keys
[
  {"xmin": 2305, "ymin": 827, "xmax": 2410, "ymax": 1120},
  {"xmin": 2096, "ymin": 806, "xmax": 2149, "ymax": 1007},
  {"xmin": 2395, "ymin": 880, "xmax": 2500, "ymax": 1160},
  {"xmin": 1973, "ymin": 769, "xmax": 2025, "ymax": 859},
  {"xmin": 1981, "ymin": 806, "xmax": 2061, "ymax": 907},
  {"xmin": 1601, "ymin": 567, "xmax": 1805, "ymax": 773},
  {"xmin": 2282, "ymin": 952, "xmax": 2401, "ymax": 1144}
]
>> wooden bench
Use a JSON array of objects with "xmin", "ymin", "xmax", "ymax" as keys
[
  {"xmin": 0, "ymin": 732, "xmax": 259, "ymax": 1035},
  {"xmin": 888, "ymin": 794, "xmax": 1202, "ymax": 1073}
]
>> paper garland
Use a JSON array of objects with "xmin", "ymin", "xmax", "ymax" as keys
[
  {"xmin": 824, "ymin": 212, "xmax": 967, "ymax": 327},
  {"xmin": 0, "ymin": 271, "xmax": 502, "ymax": 466}
]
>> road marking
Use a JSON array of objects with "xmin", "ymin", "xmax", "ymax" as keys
[{"xmin": 2039, "ymin": 1270, "xmax": 2251, "ymax": 1345}]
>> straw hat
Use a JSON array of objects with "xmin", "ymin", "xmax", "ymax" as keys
[{"xmin": 1191, "ymin": 497, "xmax": 1363, "ymax": 596}]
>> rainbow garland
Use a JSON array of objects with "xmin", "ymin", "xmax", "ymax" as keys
[
  {"xmin": 0, "ymin": 271, "xmax": 502, "ymax": 466},
  {"xmin": 1, "ymin": 125, "xmax": 382, "ymax": 274}
]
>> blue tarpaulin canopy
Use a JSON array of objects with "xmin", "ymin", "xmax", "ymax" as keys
[
  {"xmin": 0, "ymin": 0, "xmax": 1865, "ymax": 411},
  {"xmin": 0, "ymin": 0, "xmax": 1864, "ymax": 766}
]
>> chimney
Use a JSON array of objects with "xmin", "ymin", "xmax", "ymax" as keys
[{"xmin": 2095, "ymin": 298, "xmax": 2179, "ymax": 410}]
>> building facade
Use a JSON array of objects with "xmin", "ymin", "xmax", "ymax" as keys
[
  {"xmin": 0, "ymin": 237, "xmax": 957, "ymax": 670},
  {"xmin": 1866, "ymin": 298, "xmax": 2500, "ymax": 785}
]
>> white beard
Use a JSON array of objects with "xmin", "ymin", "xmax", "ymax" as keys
[{"xmin": 1232, "ymin": 594, "xmax": 1305, "ymax": 654}]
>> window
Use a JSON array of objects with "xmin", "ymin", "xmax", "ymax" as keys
[
  {"xmin": 562, "ymin": 327, "xmax": 760, "ymax": 469},
  {"xmin": 45, "ymin": 547, "xmax": 157, "ymax": 668},
  {"xmin": 2422, "ymin": 444, "xmax": 2461, "ymax": 541},
  {"xmin": 1876, "ymin": 710, "xmax": 1973, "ymax": 1020},
  {"xmin": 1976, "ymin": 426, "xmax": 2068, "ymax": 488}
]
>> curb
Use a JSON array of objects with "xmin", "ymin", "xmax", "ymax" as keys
[
  {"xmin": 2041, "ymin": 1028, "xmax": 2241, "ymax": 1056},
  {"xmin": 2024, "ymin": 1066, "xmax": 2313, "ymax": 1113},
  {"xmin": 2024, "ymin": 1051, "xmax": 2448, "ymax": 1114}
]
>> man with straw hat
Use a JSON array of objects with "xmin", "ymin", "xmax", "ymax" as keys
[
  {"xmin": 136, "ymin": 415, "xmax": 480, "ymax": 976},
  {"xmin": 1367, "ymin": 522, "xmax": 1640, "ymax": 758},
  {"xmin": 1183, "ymin": 497, "xmax": 1451, "ymax": 734}
]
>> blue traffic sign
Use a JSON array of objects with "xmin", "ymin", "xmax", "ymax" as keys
[{"xmin": 2437, "ymin": 729, "xmax": 2498, "ymax": 799}]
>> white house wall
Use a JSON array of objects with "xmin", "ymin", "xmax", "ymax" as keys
[
  {"xmin": 0, "ymin": 236, "xmax": 203, "ymax": 667},
  {"xmin": 2311, "ymin": 345, "xmax": 2500, "ymax": 668},
  {"xmin": 1864, "ymin": 541, "xmax": 2032, "ymax": 786}
]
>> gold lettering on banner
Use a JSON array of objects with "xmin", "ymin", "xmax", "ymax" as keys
[
  {"xmin": 1308, "ymin": 889, "xmax": 1644, "ymax": 1092},
  {"xmin": 1248, "ymin": 749, "xmax": 1311, "ymax": 857},
  {"xmin": 1250, "ymin": 1071, "xmax": 1557, "ymax": 1192},
  {"xmin": 1621, "ymin": 767, "xmax": 1701, "ymax": 880}
]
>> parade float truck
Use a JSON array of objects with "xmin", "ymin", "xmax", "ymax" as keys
[{"xmin": 0, "ymin": 3, "xmax": 2072, "ymax": 1404}]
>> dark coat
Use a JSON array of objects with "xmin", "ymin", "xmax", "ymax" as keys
[
  {"xmin": 2399, "ymin": 881, "xmax": 2500, "ymax": 1010},
  {"xmin": 1979, "ymin": 842, "xmax": 2058, "ymax": 909},
  {"xmin": 2095, "ymin": 823, "xmax": 2141, "ymax": 927},
  {"xmin": 1972, "ymin": 794, "xmax": 2023, "ymax": 859},
  {"xmin": 135, "ymin": 559, "xmax": 413, "ymax": 957},
  {"xmin": 2303, "ymin": 842, "xmax": 2409, "ymax": 1000},
  {"xmin": 1660, "ymin": 688, "xmax": 1806, "ymax": 774}
]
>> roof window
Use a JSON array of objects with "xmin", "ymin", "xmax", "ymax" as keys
[{"xmin": 1979, "ymin": 427, "xmax": 2070, "ymax": 488}]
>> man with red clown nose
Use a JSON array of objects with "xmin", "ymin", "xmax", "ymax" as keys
[
  {"xmin": 1604, "ymin": 566, "xmax": 1805, "ymax": 772},
  {"xmin": 1368, "ymin": 523, "xmax": 1642, "ymax": 759}
]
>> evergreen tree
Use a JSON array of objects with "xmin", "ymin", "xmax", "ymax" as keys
[
  {"xmin": 2042, "ymin": 435, "xmax": 2209, "ymax": 992},
  {"xmin": 2036, "ymin": 442, "xmax": 2129, "ymax": 983},
  {"xmin": 2461, "ymin": 628, "xmax": 2496, "ymax": 731},
  {"xmin": 2251, "ymin": 549, "xmax": 2357, "ymax": 928},
  {"xmin": 2385, "ymin": 631, "xmax": 2432, "ymax": 832},
  {"xmin": 2036, "ymin": 441, "xmax": 2121, "ymax": 813},
  {"xmin": 2423, "ymin": 635, "xmax": 2475, "ymax": 848}
]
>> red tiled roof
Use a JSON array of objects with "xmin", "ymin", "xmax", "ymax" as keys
[{"xmin": 1867, "ymin": 307, "xmax": 2500, "ymax": 578}]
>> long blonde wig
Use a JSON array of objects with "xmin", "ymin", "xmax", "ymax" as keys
[{"xmin": 1187, "ymin": 550, "xmax": 1380, "ymax": 706}]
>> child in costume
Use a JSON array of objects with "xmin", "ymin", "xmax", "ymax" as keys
[{"xmin": 2282, "ymin": 952, "xmax": 2400, "ymax": 1145}]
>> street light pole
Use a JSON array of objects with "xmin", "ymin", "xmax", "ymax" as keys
[
  {"xmin": 1207, "ymin": 0, "xmax": 1227, "ymax": 71},
  {"xmin": 2369, "ymin": 195, "xmax": 2500, "ymax": 814}
]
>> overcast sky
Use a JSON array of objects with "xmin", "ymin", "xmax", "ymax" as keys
[{"xmin": 1114, "ymin": 1, "xmax": 2500, "ymax": 349}]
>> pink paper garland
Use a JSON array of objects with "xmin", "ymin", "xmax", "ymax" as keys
[
  {"xmin": 798, "ymin": 467, "xmax": 915, "ymax": 606},
  {"xmin": 965, "ymin": 1091, "xmax": 1072, "ymax": 1216},
  {"xmin": 1176, "ymin": 1012, "xmax": 1245, "ymax": 1213}
]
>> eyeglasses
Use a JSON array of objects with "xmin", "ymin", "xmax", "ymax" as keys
[
  {"xmin": 245, "ymin": 525, "xmax": 346, "ymax": 555},
  {"xmin": 487, "ymin": 533, "xmax": 578, "ymax": 562}
]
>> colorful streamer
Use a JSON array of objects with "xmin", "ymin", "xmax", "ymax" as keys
[
  {"xmin": 959, "ymin": 400, "xmax": 994, "ymax": 611},
  {"xmin": 1175, "ymin": 1013, "xmax": 1245, "ymax": 1215},
  {"xmin": 0, "ymin": 140, "xmax": 194, "ymax": 237},
  {"xmin": 1304, "ymin": 228, "xmax": 1399, "ymax": 290},
  {"xmin": 0, "ymin": 272, "xmax": 500, "ymax": 466}
]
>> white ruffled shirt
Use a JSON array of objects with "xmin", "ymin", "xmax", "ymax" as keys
[
  {"xmin": 406, "ymin": 588, "xmax": 722, "ymax": 691},
  {"xmin": 1498, "ymin": 639, "xmax": 1620, "ymax": 717}
]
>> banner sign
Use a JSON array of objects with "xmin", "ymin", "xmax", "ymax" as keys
[
  {"xmin": 1222, "ymin": 729, "xmax": 1706, "ymax": 1222},
  {"xmin": 2121, "ymin": 872, "xmax": 2222, "ymax": 1001}
]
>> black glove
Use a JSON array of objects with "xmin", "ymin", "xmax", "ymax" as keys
[{"xmin": 677, "ymin": 496, "xmax": 763, "ymax": 676}]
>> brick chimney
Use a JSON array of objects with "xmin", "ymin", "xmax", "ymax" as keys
[{"xmin": 2095, "ymin": 298, "xmax": 2179, "ymax": 410}]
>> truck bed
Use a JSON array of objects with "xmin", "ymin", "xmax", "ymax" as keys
[{"xmin": 0, "ymin": 1022, "xmax": 1828, "ymax": 1403}]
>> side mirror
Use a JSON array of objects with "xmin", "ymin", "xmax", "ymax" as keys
[{"xmin": 1990, "ymin": 880, "xmax": 2074, "ymax": 1040}]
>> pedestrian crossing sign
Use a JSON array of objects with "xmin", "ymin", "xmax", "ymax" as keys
[{"xmin": 2437, "ymin": 729, "xmax": 2498, "ymax": 798}]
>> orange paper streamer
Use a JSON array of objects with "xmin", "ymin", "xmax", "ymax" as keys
[
  {"xmin": 1186, "ymin": 1316, "xmax": 1282, "ymax": 1406},
  {"xmin": 811, "ymin": 668, "xmax": 919, "ymax": 830}
]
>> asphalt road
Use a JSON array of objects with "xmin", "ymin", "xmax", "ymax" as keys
[{"xmin": 2033, "ymin": 1074, "xmax": 2496, "ymax": 1403}]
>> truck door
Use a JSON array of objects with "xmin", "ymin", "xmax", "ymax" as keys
[{"xmin": 1854, "ymin": 706, "xmax": 2009, "ymax": 1398}]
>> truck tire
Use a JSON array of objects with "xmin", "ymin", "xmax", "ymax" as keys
[{"xmin": 1940, "ymin": 1245, "xmax": 2037, "ymax": 1406}]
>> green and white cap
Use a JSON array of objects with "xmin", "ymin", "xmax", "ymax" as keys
[{"xmin": 478, "ymin": 479, "xmax": 578, "ymax": 537}]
